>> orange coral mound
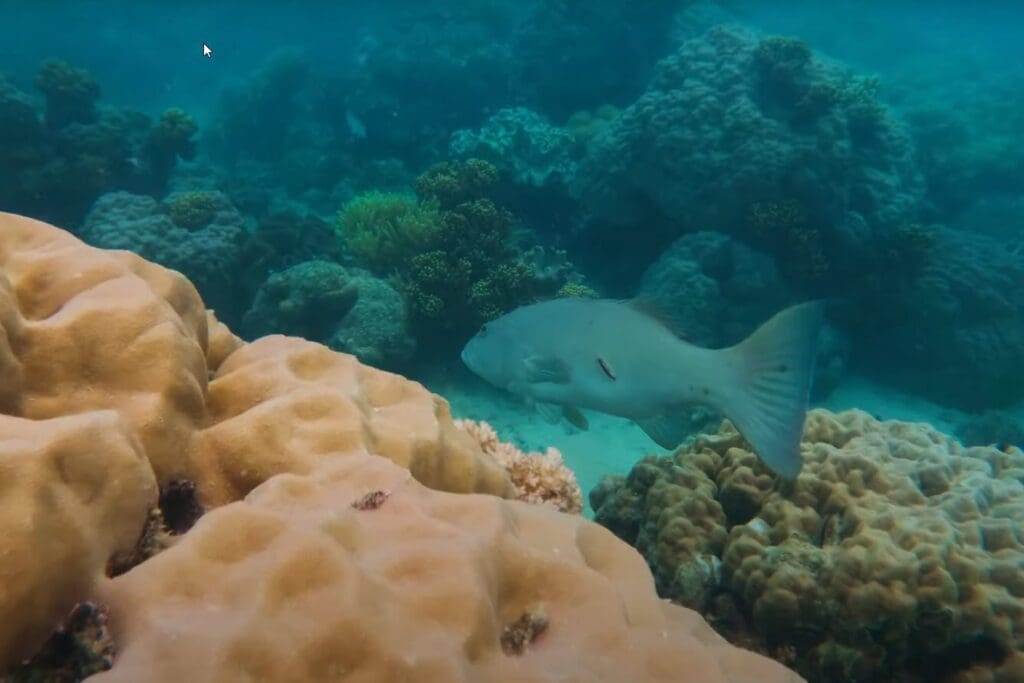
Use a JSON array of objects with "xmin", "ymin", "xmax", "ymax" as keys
[{"xmin": 0, "ymin": 212, "xmax": 802, "ymax": 682}]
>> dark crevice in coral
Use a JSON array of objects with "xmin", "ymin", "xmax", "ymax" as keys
[
  {"xmin": 106, "ymin": 507, "xmax": 171, "ymax": 577},
  {"xmin": 4, "ymin": 602, "xmax": 114, "ymax": 683},
  {"xmin": 159, "ymin": 479, "xmax": 204, "ymax": 534}
]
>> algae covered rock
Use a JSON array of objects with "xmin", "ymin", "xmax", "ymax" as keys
[{"xmin": 593, "ymin": 408, "xmax": 1024, "ymax": 682}]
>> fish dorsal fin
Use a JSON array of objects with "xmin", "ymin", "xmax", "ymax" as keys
[
  {"xmin": 523, "ymin": 355, "xmax": 571, "ymax": 384},
  {"xmin": 626, "ymin": 298, "xmax": 690, "ymax": 340}
]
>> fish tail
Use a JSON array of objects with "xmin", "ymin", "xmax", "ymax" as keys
[{"xmin": 716, "ymin": 301, "xmax": 823, "ymax": 478}]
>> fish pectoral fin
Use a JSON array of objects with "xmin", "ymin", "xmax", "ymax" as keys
[
  {"xmin": 536, "ymin": 401, "xmax": 562, "ymax": 424},
  {"xmin": 636, "ymin": 413, "xmax": 691, "ymax": 450},
  {"xmin": 523, "ymin": 355, "xmax": 571, "ymax": 384},
  {"xmin": 562, "ymin": 405, "xmax": 589, "ymax": 430}
]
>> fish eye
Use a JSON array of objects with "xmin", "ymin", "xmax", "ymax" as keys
[{"xmin": 479, "ymin": 324, "xmax": 488, "ymax": 335}]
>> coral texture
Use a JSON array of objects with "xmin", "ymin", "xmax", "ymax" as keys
[
  {"xmin": 450, "ymin": 107, "xmax": 579, "ymax": 188},
  {"xmin": 90, "ymin": 452, "xmax": 800, "ymax": 683},
  {"xmin": 456, "ymin": 418, "xmax": 583, "ymax": 514},
  {"xmin": 0, "ymin": 211, "xmax": 801, "ymax": 683},
  {"xmin": 241, "ymin": 260, "xmax": 416, "ymax": 369},
  {"xmin": 0, "ymin": 413, "xmax": 156, "ymax": 671},
  {"xmin": 592, "ymin": 408, "xmax": 1024, "ymax": 682},
  {"xmin": 81, "ymin": 191, "xmax": 246, "ymax": 321},
  {"xmin": 575, "ymin": 26, "xmax": 924, "ymax": 291}
]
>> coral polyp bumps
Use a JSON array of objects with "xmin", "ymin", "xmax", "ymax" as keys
[{"xmin": 592, "ymin": 410, "xmax": 1024, "ymax": 682}]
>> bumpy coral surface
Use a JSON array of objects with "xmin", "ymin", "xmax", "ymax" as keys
[
  {"xmin": 81, "ymin": 191, "xmax": 246, "ymax": 322},
  {"xmin": 450, "ymin": 107, "xmax": 579, "ymax": 188},
  {"xmin": 592, "ymin": 409, "xmax": 1024, "ymax": 682},
  {"xmin": 575, "ymin": 26, "xmax": 924, "ymax": 289},
  {"xmin": 875, "ymin": 226, "xmax": 1024, "ymax": 409},
  {"xmin": 0, "ymin": 211, "xmax": 802, "ymax": 682},
  {"xmin": 241, "ymin": 260, "xmax": 416, "ymax": 369},
  {"xmin": 89, "ymin": 451, "xmax": 799, "ymax": 683},
  {"xmin": 0, "ymin": 412, "xmax": 156, "ymax": 670}
]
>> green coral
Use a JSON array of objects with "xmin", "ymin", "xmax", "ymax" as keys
[
  {"xmin": 166, "ymin": 192, "xmax": 219, "ymax": 230},
  {"xmin": 34, "ymin": 60, "xmax": 100, "ymax": 130},
  {"xmin": 556, "ymin": 282, "xmax": 599, "ymax": 299},
  {"xmin": 413, "ymin": 158, "xmax": 498, "ymax": 209},
  {"xmin": 336, "ymin": 192, "xmax": 442, "ymax": 274},
  {"xmin": 146, "ymin": 108, "xmax": 197, "ymax": 157}
]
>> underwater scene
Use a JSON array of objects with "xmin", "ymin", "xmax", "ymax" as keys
[{"xmin": 0, "ymin": 1, "xmax": 1022, "ymax": 681}]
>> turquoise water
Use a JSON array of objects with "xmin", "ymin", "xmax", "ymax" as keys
[{"xmin": 2, "ymin": 2, "xmax": 1023, "ymax": 681}]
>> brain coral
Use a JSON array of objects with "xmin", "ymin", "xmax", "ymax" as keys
[
  {"xmin": 592, "ymin": 409, "xmax": 1024, "ymax": 683},
  {"xmin": 0, "ymin": 211, "xmax": 801, "ymax": 683}
]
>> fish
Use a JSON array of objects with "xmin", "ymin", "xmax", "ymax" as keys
[{"xmin": 460, "ymin": 298, "xmax": 823, "ymax": 478}]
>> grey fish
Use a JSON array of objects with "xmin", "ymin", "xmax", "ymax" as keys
[{"xmin": 460, "ymin": 299, "xmax": 823, "ymax": 478}]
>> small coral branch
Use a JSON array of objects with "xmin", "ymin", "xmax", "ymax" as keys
[{"xmin": 456, "ymin": 419, "xmax": 582, "ymax": 514}]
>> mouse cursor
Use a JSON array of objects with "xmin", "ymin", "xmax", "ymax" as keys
[{"xmin": 202, "ymin": 43, "xmax": 213, "ymax": 58}]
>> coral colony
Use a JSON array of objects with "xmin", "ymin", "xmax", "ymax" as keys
[{"xmin": 1, "ymin": 3, "xmax": 1023, "ymax": 682}]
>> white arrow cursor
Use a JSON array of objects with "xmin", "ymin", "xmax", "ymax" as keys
[{"xmin": 202, "ymin": 43, "xmax": 213, "ymax": 58}]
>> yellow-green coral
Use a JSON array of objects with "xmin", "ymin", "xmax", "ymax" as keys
[
  {"xmin": 336, "ymin": 192, "xmax": 442, "ymax": 274},
  {"xmin": 556, "ymin": 282, "xmax": 599, "ymax": 299},
  {"xmin": 166, "ymin": 192, "xmax": 219, "ymax": 230}
]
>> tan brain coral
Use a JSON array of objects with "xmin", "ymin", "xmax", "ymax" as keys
[
  {"xmin": 89, "ymin": 453, "xmax": 801, "ymax": 683},
  {"xmin": 0, "ymin": 211, "xmax": 801, "ymax": 682},
  {"xmin": 0, "ymin": 411, "xmax": 156, "ymax": 670}
]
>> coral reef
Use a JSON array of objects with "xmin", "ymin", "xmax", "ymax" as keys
[
  {"xmin": 574, "ymin": 26, "xmax": 925, "ymax": 292},
  {"xmin": 334, "ymin": 160, "xmax": 558, "ymax": 355},
  {"xmin": 456, "ymin": 419, "xmax": 583, "ymax": 514},
  {"xmin": 510, "ymin": 0, "xmax": 678, "ymax": 120},
  {"xmin": 450, "ymin": 107, "xmax": 579, "ymax": 189},
  {"xmin": 80, "ymin": 191, "xmax": 246, "ymax": 324},
  {"xmin": 241, "ymin": 259, "xmax": 416, "ymax": 369},
  {"xmin": 413, "ymin": 157, "xmax": 498, "ymax": 209},
  {"xmin": 34, "ymin": 60, "xmax": 100, "ymax": 130},
  {"xmin": 0, "ymin": 61, "xmax": 197, "ymax": 228},
  {"xmin": 0, "ymin": 211, "xmax": 801, "ymax": 683},
  {"xmin": 592, "ymin": 408, "xmax": 1024, "ymax": 682}
]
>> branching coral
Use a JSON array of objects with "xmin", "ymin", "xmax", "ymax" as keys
[
  {"xmin": 456, "ymin": 419, "xmax": 583, "ymax": 514},
  {"xmin": 413, "ymin": 157, "xmax": 498, "ymax": 208}
]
